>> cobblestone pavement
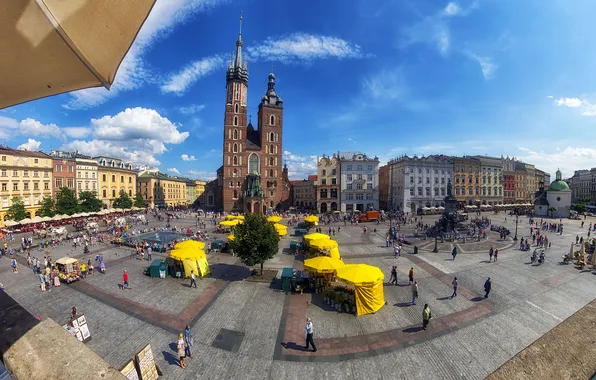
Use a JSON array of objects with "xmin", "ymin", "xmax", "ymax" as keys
[{"xmin": 1, "ymin": 213, "xmax": 595, "ymax": 379}]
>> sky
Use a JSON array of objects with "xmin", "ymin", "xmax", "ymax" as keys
[{"xmin": 2, "ymin": 0, "xmax": 596, "ymax": 181}]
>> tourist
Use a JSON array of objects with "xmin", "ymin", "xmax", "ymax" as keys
[
  {"xmin": 184, "ymin": 325, "xmax": 193, "ymax": 358},
  {"xmin": 489, "ymin": 246, "xmax": 493, "ymax": 262},
  {"xmin": 493, "ymin": 249, "xmax": 498, "ymax": 262},
  {"xmin": 422, "ymin": 304, "xmax": 431, "ymax": 330},
  {"xmin": 452, "ymin": 247, "xmax": 457, "ymax": 260},
  {"xmin": 122, "ymin": 270, "xmax": 129, "ymax": 289},
  {"xmin": 177, "ymin": 332, "xmax": 186, "ymax": 369},
  {"xmin": 451, "ymin": 277, "xmax": 458, "ymax": 298},
  {"xmin": 189, "ymin": 270, "xmax": 197, "ymax": 288},
  {"xmin": 304, "ymin": 317, "xmax": 317, "ymax": 352},
  {"xmin": 484, "ymin": 277, "xmax": 491, "ymax": 298},
  {"xmin": 11, "ymin": 258, "xmax": 18, "ymax": 273},
  {"xmin": 39, "ymin": 273, "xmax": 47, "ymax": 292},
  {"xmin": 408, "ymin": 267, "xmax": 414, "ymax": 285},
  {"xmin": 147, "ymin": 246, "xmax": 152, "ymax": 261},
  {"xmin": 80, "ymin": 262, "xmax": 87, "ymax": 279},
  {"xmin": 389, "ymin": 266, "xmax": 397, "ymax": 285},
  {"xmin": 411, "ymin": 281, "xmax": 418, "ymax": 305}
]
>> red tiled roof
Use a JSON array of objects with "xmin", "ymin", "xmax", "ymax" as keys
[
  {"xmin": 0, "ymin": 147, "xmax": 51, "ymax": 159},
  {"xmin": 307, "ymin": 175, "xmax": 318, "ymax": 181}
]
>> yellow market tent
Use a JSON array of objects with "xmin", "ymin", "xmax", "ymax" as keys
[
  {"xmin": 303, "ymin": 233, "xmax": 330, "ymax": 241},
  {"xmin": 329, "ymin": 247, "xmax": 341, "ymax": 260},
  {"xmin": 228, "ymin": 234, "xmax": 235, "ymax": 241},
  {"xmin": 274, "ymin": 223, "xmax": 288, "ymax": 236},
  {"xmin": 169, "ymin": 248, "xmax": 206, "ymax": 261},
  {"xmin": 220, "ymin": 220, "xmax": 241, "ymax": 227},
  {"xmin": 267, "ymin": 215, "xmax": 282, "ymax": 223},
  {"xmin": 304, "ymin": 256, "xmax": 345, "ymax": 274},
  {"xmin": 169, "ymin": 248, "xmax": 210, "ymax": 278},
  {"xmin": 225, "ymin": 215, "xmax": 245, "ymax": 220},
  {"xmin": 310, "ymin": 239, "xmax": 338, "ymax": 250},
  {"xmin": 304, "ymin": 215, "xmax": 319, "ymax": 223},
  {"xmin": 335, "ymin": 264, "xmax": 385, "ymax": 316},
  {"xmin": 174, "ymin": 240, "xmax": 206, "ymax": 250}
]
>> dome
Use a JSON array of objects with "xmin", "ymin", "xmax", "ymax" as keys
[{"xmin": 549, "ymin": 180, "xmax": 570, "ymax": 191}]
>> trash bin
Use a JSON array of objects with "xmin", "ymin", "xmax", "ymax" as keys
[
  {"xmin": 281, "ymin": 268, "xmax": 293, "ymax": 294},
  {"xmin": 148, "ymin": 259, "xmax": 163, "ymax": 278}
]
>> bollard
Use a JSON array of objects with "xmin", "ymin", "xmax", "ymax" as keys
[{"xmin": 414, "ymin": 245, "xmax": 418, "ymax": 254}]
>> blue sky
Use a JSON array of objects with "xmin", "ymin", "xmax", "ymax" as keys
[{"xmin": 2, "ymin": 0, "xmax": 596, "ymax": 180}]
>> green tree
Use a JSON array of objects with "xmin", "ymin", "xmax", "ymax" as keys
[
  {"xmin": 113, "ymin": 189, "xmax": 133, "ymax": 209},
  {"xmin": 7, "ymin": 197, "xmax": 27, "ymax": 221},
  {"xmin": 575, "ymin": 204, "xmax": 587, "ymax": 214},
  {"xmin": 133, "ymin": 192, "xmax": 146, "ymax": 208},
  {"xmin": 55, "ymin": 187, "xmax": 79, "ymax": 215},
  {"xmin": 548, "ymin": 207, "xmax": 557, "ymax": 217},
  {"xmin": 228, "ymin": 213, "xmax": 280, "ymax": 275},
  {"xmin": 38, "ymin": 196, "xmax": 55, "ymax": 217},
  {"xmin": 79, "ymin": 191, "xmax": 103, "ymax": 212}
]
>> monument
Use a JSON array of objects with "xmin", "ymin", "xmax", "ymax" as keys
[{"xmin": 431, "ymin": 179, "xmax": 462, "ymax": 252}]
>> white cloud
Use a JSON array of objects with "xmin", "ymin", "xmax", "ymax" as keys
[
  {"xmin": 176, "ymin": 104, "xmax": 206, "ymax": 114},
  {"xmin": 167, "ymin": 167, "xmax": 180, "ymax": 174},
  {"xmin": 0, "ymin": 116, "xmax": 64, "ymax": 140},
  {"xmin": 181, "ymin": 154, "xmax": 196, "ymax": 161},
  {"xmin": 17, "ymin": 139, "xmax": 42, "ymax": 151},
  {"xmin": 443, "ymin": 2, "xmax": 461, "ymax": 16},
  {"xmin": 283, "ymin": 150, "xmax": 318, "ymax": 179},
  {"xmin": 247, "ymin": 33, "xmax": 364, "ymax": 63},
  {"xmin": 466, "ymin": 52, "xmax": 497, "ymax": 79},
  {"xmin": 516, "ymin": 146, "xmax": 596, "ymax": 179},
  {"xmin": 552, "ymin": 97, "xmax": 596, "ymax": 116},
  {"xmin": 62, "ymin": 127, "xmax": 91, "ymax": 139},
  {"xmin": 161, "ymin": 56, "xmax": 225, "ymax": 95},
  {"xmin": 363, "ymin": 69, "xmax": 407, "ymax": 101},
  {"xmin": 188, "ymin": 170, "xmax": 216, "ymax": 180},
  {"xmin": 64, "ymin": 0, "xmax": 229, "ymax": 109},
  {"xmin": 61, "ymin": 139, "xmax": 162, "ymax": 166}
]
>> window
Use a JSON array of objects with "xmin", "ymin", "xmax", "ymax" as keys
[
  {"xmin": 367, "ymin": 183, "xmax": 372, "ymax": 189},
  {"xmin": 33, "ymin": 170, "xmax": 38, "ymax": 177},
  {"xmin": 367, "ymin": 174, "xmax": 372, "ymax": 181},
  {"xmin": 13, "ymin": 183, "xmax": 18, "ymax": 191},
  {"xmin": 129, "ymin": 176, "xmax": 132, "ymax": 184},
  {"xmin": 357, "ymin": 174, "xmax": 363, "ymax": 180},
  {"xmin": 102, "ymin": 174, "xmax": 106, "ymax": 181},
  {"xmin": 410, "ymin": 176, "xmax": 414, "ymax": 184},
  {"xmin": 347, "ymin": 183, "xmax": 352, "ymax": 190},
  {"xmin": 248, "ymin": 154, "xmax": 260, "ymax": 174},
  {"xmin": 426, "ymin": 177, "xmax": 430, "ymax": 184},
  {"xmin": 270, "ymin": 115, "xmax": 275, "ymax": 125},
  {"xmin": 13, "ymin": 170, "xmax": 17, "ymax": 177},
  {"xmin": 320, "ymin": 189, "xmax": 328, "ymax": 198},
  {"xmin": 270, "ymin": 132, "xmax": 275, "ymax": 142},
  {"xmin": 112, "ymin": 189, "xmax": 116, "ymax": 197},
  {"xmin": 356, "ymin": 193, "xmax": 363, "ymax": 200},
  {"xmin": 234, "ymin": 116, "xmax": 238, "ymax": 126},
  {"xmin": 34, "ymin": 196, "xmax": 39, "ymax": 205},
  {"xmin": 418, "ymin": 187, "xmax": 423, "ymax": 196},
  {"xmin": 23, "ymin": 170, "xmax": 28, "ymax": 177},
  {"xmin": 0, "ymin": 170, "xmax": 5, "ymax": 177},
  {"xmin": 368, "ymin": 165, "xmax": 373, "ymax": 171},
  {"xmin": 332, "ymin": 169, "xmax": 336, "ymax": 175},
  {"xmin": 357, "ymin": 165, "xmax": 363, "ymax": 171},
  {"xmin": 235, "ymin": 104, "xmax": 239, "ymax": 113},
  {"xmin": 112, "ymin": 175, "xmax": 115, "ymax": 182},
  {"xmin": 346, "ymin": 165, "xmax": 352, "ymax": 171},
  {"xmin": 23, "ymin": 197, "xmax": 29, "ymax": 206},
  {"xmin": 23, "ymin": 182, "xmax": 29, "ymax": 191},
  {"xmin": 2, "ymin": 198, "xmax": 7, "ymax": 208},
  {"xmin": 129, "ymin": 190, "xmax": 132, "ymax": 196},
  {"xmin": 366, "ymin": 193, "xmax": 373, "ymax": 200},
  {"xmin": 321, "ymin": 179, "xmax": 327, "ymax": 185},
  {"xmin": 55, "ymin": 165, "xmax": 62, "ymax": 172},
  {"xmin": 1, "ymin": 183, "xmax": 6, "ymax": 191},
  {"xmin": 330, "ymin": 189, "xmax": 337, "ymax": 198},
  {"xmin": 103, "ymin": 189, "xmax": 107, "ymax": 197},
  {"xmin": 1, "ymin": 156, "xmax": 5, "ymax": 162},
  {"xmin": 233, "ymin": 143, "xmax": 238, "ymax": 153},
  {"xmin": 332, "ymin": 178, "xmax": 337, "ymax": 185},
  {"xmin": 270, "ymin": 144, "xmax": 274, "ymax": 154},
  {"xmin": 44, "ymin": 182, "xmax": 49, "ymax": 190},
  {"xmin": 55, "ymin": 178, "xmax": 63, "ymax": 188},
  {"xmin": 269, "ymin": 169, "xmax": 273, "ymax": 177},
  {"xmin": 347, "ymin": 174, "xmax": 352, "ymax": 181},
  {"xmin": 322, "ymin": 169, "xmax": 326, "ymax": 176},
  {"xmin": 356, "ymin": 183, "xmax": 363, "ymax": 190},
  {"xmin": 233, "ymin": 129, "xmax": 238, "ymax": 140},
  {"xmin": 347, "ymin": 194, "xmax": 353, "ymax": 200},
  {"xmin": 410, "ymin": 188, "xmax": 414, "ymax": 195},
  {"xmin": 120, "ymin": 175, "xmax": 124, "ymax": 183},
  {"xmin": 269, "ymin": 157, "xmax": 274, "ymax": 166},
  {"xmin": 68, "ymin": 166, "xmax": 73, "ymax": 173}
]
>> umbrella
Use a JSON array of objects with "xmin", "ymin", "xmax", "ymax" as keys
[
  {"xmin": 40, "ymin": 216, "xmax": 52, "ymax": 222},
  {"xmin": 169, "ymin": 248, "xmax": 206, "ymax": 261},
  {"xmin": 273, "ymin": 223, "xmax": 287, "ymax": 236},
  {"xmin": 335, "ymin": 264, "xmax": 384, "ymax": 286},
  {"xmin": 227, "ymin": 234, "xmax": 235, "ymax": 241},
  {"xmin": 568, "ymin": 243, "xmax": 574, "ymax": 260},
  {"xmin": 19, "ymin": 218, "xmax": 33, "ymax": 224},
  {"xmin": 303, "ymin": 256, "xmax": 345, "ymax": 274},
  {"xmin": 304, "ymin": 215, "xmax": 319, "ymax": 223},
  {"xmin": 220, "ymin": 220, "xmax": 240, "ymax": 227},
  {"xmin": 267, "ymin": 215, "xmax": 282, "ymax": 223},
  {"xmin": 303, "ymin": 233, "xmax": 330, "ymax": 241},
  {"xmin": 31, "ymin": 216, "xmax": 43, "ymax": 223},
  {"xmin": 1, "ymin": 0, "xmax": 157, "ymax": 109},
  {"xmin": 309, "ymin": 239, "xmax": 338, "ymax": 250},
  {"xmin": 174, "ymin": 240, "xmax": 206, "ymax": 250},
  {"xmin": 3, "ymin": 220, "xmax": 19, "ymax": 227},
  {"xmin": 579, "ymin": 242, "xmax": 586, "ymax": 262}
]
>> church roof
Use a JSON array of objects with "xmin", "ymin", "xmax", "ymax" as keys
[
  {"xmin": 549, "ymin": 180, "xmax": 570, "ymax": 191},
  {"xmin": 246, "ymin": 127, "xmax": 261, "ymax": 150}
]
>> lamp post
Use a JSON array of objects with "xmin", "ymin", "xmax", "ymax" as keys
[{"xmin": 513, "ymin": 212, "xmax": 519, "ymax": 241}]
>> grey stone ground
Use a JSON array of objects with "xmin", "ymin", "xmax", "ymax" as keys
[{"xmin": 1, "ymin": 212, "xmax": 595, "ymax": 379}]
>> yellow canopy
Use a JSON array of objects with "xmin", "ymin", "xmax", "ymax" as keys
[
  {"xmin": 0, "ymin": 0, "xmax": 156, "ymax": 110},
  {"xmin": 310, "ymin": 239, "xmax": 338, "ymax": 250},
  {"xmin": 169, "ymin": 248, "xmax": 206, "ymax": 261},
  {"xmin": 329, "ymin": 247, "xmax": 341, "ymax": 260},
  {"xmin": 228, "ymin": 234, "xmax": 235, "ymax": 241},
  {"xmin": 303, "ymin": 256, "xmax": 345, "ymax": 274},
  {"xmin": 220, "ymin": 220, "xmax": 241, "ymax": 227},
  {"xmin": 304, "ymin": 215, "xmax": 319, "ymax": 223},
  {"xmin": 267, "ymin": 215, "xmax": 282, "ymax": 222},
  {"xmin": 354, "ymin": 279, "xmax": 385, "ymax": 316},
  {"xmin": 225, "ymin": 215, "xmax": 245, "ymax": 220},
  {"xmin": 174, "ymin": 240, "xmax": 206, "ymax": 250},
  {"xmin": 303, "ymin": 233, "xmax": 330, "ymax": 241},
  {"xmin": 335, "ymin": 264, "xmax": 384, "ymax": 286},
  {"xmin": 180, "ymin": 257, "xmax": 210, "ymax": 278},
  {"xmin": 273, "ymin": 223, "xmax": 287, "ymax": 236}
]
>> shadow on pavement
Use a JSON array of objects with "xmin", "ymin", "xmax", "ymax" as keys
[
  {"xmin": 471, "ymin": 296, "xmax": 485, "ymax": 302},
  {"xmin": 394, "ymin": 302, "xmax": 411, "ymax": 307},
  {"xmin": 208, "ymin": 263, "xmax": 251, "ymax": 282},
  {"xmin": 402, "ymin": 326, "xmax": 423, "ymax": 333},
  {"xmin": 281, "ymin": 341, "xmax": 307, "ymax": 351},
  {"xmin": 311, "ymin": 294, "xmax": 336, "ymax": 312},
  {"xmin": 436, "ymin": 296, "xmax": 451, "ymax": 301},
  {"xmin": 162, "ymin": 343, "xmax": 179, "ymax": 366}
]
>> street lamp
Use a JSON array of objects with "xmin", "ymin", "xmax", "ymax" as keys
[
  {"xmin": 432, "ymin": 234, "xmax": 438, "ymax": 253},
  {"xmin": 513, "ymin": 212, "xmax": 519, "ymax": 241}
]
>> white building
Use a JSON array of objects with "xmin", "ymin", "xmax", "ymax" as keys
[
  {"xmin": 338, "ymin": 152, "xmax": 379, "ymax": 213},
  {"xmin": 569, "ymin": 169, "xmax": 593, "ymax": 204},
  {"xmin": 74, "ymin": 155, "xmax": 99, "ymax": 196},
  {"xmin": 388, "ymin": 155, "xmax": 453, "ymax": 213},
  {"xmin": 534, "ymin": 169, "xmax": 572, "ymax": 218}
]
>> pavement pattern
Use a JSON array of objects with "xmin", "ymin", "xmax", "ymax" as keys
[{"xmin": 1, "ymin": 212, "xmax": 595, "ymax": 379}]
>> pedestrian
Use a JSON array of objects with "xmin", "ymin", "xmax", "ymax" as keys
[
  {"xmin": 489, "ymin": 246, "xmax": 493, "ymax": 262},
  {"xmin": 183, "ymin": 325, "xmax": 193, "ymax": 358},
  {"xmin": 71, "ymin": 306, "xmax": 77, "ymax": 320},
  {"xmin": 189, "ymin": 270, "xmax": 197, "ymax": 288},
  {"xmin": 422, "ymin": 304, "xmax": 431, "ymax": 330},
  {"xmin": 390, "ymin": 266, "xmax": 397, "ymax": 285},
  {"xmin": 304, "ymin": 317, "xmax": 317, "ymax": 352},
  {"xmin": 147, "ymin": 246, "xmax": 152, "ymax": 261},
  {"xmin": 411, "ymin": 281, "xmax": 418, "ymax": 305},
  {"xmin": 177, "ymin": 332, "xmax": 186, "ymax": 369},
  {"xmin": 493, "ymin": 249, "xmax": 498, "ymax": 262},
  {"xmin": 408, "ymin": 267, "xmax": 414, "ymax": 284},
  {"xmin": 484, "ymin": 277, "xmax": 491, "ymax": 298},
  {"xmin": 122, "ymin": 270, "xmax": 129, "ymax": 289},
  {"xmin": 452, "ymin": 246, "xmax": 457, "ymax": 260},
  {"xmin": 451, "ymin": 277, "xmax": 458, "ymax": 298}
]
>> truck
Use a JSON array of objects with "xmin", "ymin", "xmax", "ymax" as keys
[{"xmin": 356, "ymin": 210, "xmax": 380, "ymax": 222}]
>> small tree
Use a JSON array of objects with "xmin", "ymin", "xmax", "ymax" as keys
[
  {"xmin": 38, "ymin": 196, "xmax": 55, "ymax": 217},
  {"xmin": 79, "ymin": 191, "xmax": 103, "ymax": 212},
  {"xmin": 133, "ymin": 193, "xmax": 146, "ymax": 208},
  {"xmin": 228, "ymin": 213, "xmax": 280, "ymax": 275},
  {"xmin": 548, "ymin": 207, "xmax": 556, "ymax": 218},
  {"xmin": 575, "ymin": 204, "xmax": 587, "ymax": 214},
  {"xmin": 7, "ymin": 197, "xmax": 27, "ymax": 221},
  {"xmin": 55, "ymin": 187, "xmax": 79, "ymax": 215},
  {"xmin": 113, "ymin": 190, "xmax": 133, "ymax": 209}
]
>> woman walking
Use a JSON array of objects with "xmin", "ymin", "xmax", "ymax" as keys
[{"xmin": 177, "ymin": 332, "xmax": 186, "ymax": 369}]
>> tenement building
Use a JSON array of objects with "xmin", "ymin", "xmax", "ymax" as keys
[
  {"xmin": 472, "ymin": 155, "xmax": 503, "ymax": 205},
  {"xmin": 49, "ymin": 150, "xmax": 76, "ymax": 199},
  {"xmin": 74, "ymin": 154, "xmax": 98, "ymax": 196},
  {"xmin": 95, "ymin": 156, "xmax": 137, "ymax": 208},
  {"xmin": 387, "ymin": 154, "xmax": 453, "ymax": 213},
  {"xmin": 514, "ymin": 161, "xmax": 535, "ymax": 203},
  {"xmin": 569, "ymin": 169, "xmax": 594, "ymax": 204},
  {"xmin": 453, "ymin": 156, "xmax": 481, "ymax": 207},
  {"xmin": 208, "ymin": 15, "xmax": 290, "ymax": 213},
  {"xmin": 291, "ymin": 175, "xmax": 317, "ymax": 210},
  {"xmin": 317, "ymin": 154, "xmax": 340, "ymax": 213},
  {"xmin": 137, "ymin": 169, "xmax": 187, "ymax": 208},
  {"xmin": 339, "ymin": 152, "xmax": 379, "ymax": 213}
]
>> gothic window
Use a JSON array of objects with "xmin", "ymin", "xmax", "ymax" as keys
[
  {"xmin": 234, "ymin": 116, "xmax": 238, "ymax": 126},
  {"xmin": 235, "ymin": 86, "xmax": 239, "ymax": 100},
  {"xmin": 235, "ymin": 104, "xmax": 239, "ymax": 113},
  {"xmin": 269, "ymin": 157, "xmax": 274, "ymax": 166},
  {"xmin": 248, "ymin": 153, "xmax": 260, "ymax": 174},
  {"xmin": 233, "ymin": 129, "xmax": 238, "ymax": 140},
  {"xmin": 270, "ymin": 132, "xmax": 274, "ymax": 142},
  {"xmin": 233, "ymin": 189, "xmax": 238, "ymax": 199},
  {"xmin": 270, "ymin": 115, "xmax": 275, "ymax": 125},
  {"xmin": 233, "ymin": 156, "xmax": 238, "ymax": 166},
  {"xmin": 237, "ymin": 181, "xmax": 241, "ymax": 187},
  {"xmin": 270, "ymin": 144, "xmax": 274, "ymax": 154},
  {"xmin": 269, "ymin": 169, "xmax": 273, "ymax": 177},
  {"xmin": 233, "ymin": 169, "xmax": 237, "ymax": 177},
  {"xmin": 233, "ymin": 143, "xmax": 238, "ymax": 153},
  {"xmin": 230, "ymin": 181, "xmax": 233, "ymax": 187}
]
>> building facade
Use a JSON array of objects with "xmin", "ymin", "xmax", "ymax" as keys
[
  {"xmin": 534, "ymin": 168, "xmax": 551, "ymax": 193},
  {"xmin": 195, "ymin": 180, "xmax": 206, "ymax": 199},
  {"xmin": 0, "ymin": 147, "xmax": 52, "ymax": 221},
  {"xmin": 388, "ymin": 155, "xmax": 453, "ymax": 213},
  {"xmin": 185, "ymin": 179, "xmax": 196, "ymax": 205},
  {"xmin": 534, "ymin": 170, "xmax": 572, "ymax": 218},
  {"xmin": 137, "ymin": 169, "xmax": 187, "ymax": 208},
  {"xmin": 95, "ymin": 156, "xmax": 137, "ymax": 208},
  {"xmin": 75, "ymin": 155, "xmax": 99, "ymax": 196},
  {"xmin": 316, "ymin": 154, "xmax": 340, "ymax": 213},
  {"xmin": 570, "ymin": 169, "xmax": 593, "ymax": 204},
  {"xmin": 215, "ymin": 16, "xmax": 290, "ymax": 213},
  {"xmin": 514, "ymin": 162, "xmax": 535, "ymax": 203},
  {"xmin": 378, "ymin": 164, "xmax": 389, "ymax": 211},
  {"xmin": 473, "ymin": 155, "xmax": 503, "ymax": 205},
  {"xmin": 292, "ymin": 176, "xmax": 317, "ymax": 209},
  {"xmin": 452, "ymin": 156, "xmax": 481, "ymax": 207},
  {"xmin": 339, "ymin": 152, "xmax": 379, "ymax": 213},
  {"xmin": 49, "ymin": 151, "xmax": 76, "ymax": 199}
]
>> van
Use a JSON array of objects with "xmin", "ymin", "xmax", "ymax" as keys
[{"xmin": 357, "ymin": 210, "xmax": 380, "ymax": 222}]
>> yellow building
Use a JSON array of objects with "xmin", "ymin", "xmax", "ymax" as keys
[
  {"xmin": 95, "ymin": 156, "xmax": 137, "ymax": 208},
  {"xmin": 195, "ymin": 180, "xmax": 206, "ymax": 199},
  {"xmin": 0, "ymin": 147, "xmax": 53, "ymax": 221},
  {"xmin": 453, "ymin": 156, "xmax": 481, "ymax": 207},
  {"xmin": 137, "ymin": 169, "xmax": 187, "ymax": 208},
  {"xmin": 185, "ymin": 179, "xmax": 196, "ymax": 205}
]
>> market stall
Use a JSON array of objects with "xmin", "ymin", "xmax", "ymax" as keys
[
  {"xmin": 267, "ymin": 215, "xmax": 282, "ymax": 223},
  {"xmin": 273, "ymin": 223, "xmax": 287, "ymax": 237},
  {"xmin": 55, "ymin": 257, "xmax": 81, "ymax": 284},
  {"xmin": 308, "ymin": 238, "xmax": 341, "ymax": 260},
  {"xmin": 304, "ymin": 256, "xmax": 345, "ymax": 293},
  {"xmin": 174, "ymin": 240, "xmax": 206, "ymax": 250},
  {"xmin": 303, "ymin": 233, "xmax": 330, "ymax": 242},
  {"xmin": 169, "ymin": 248, "xmax": 210, "ymax": 278},
  {"xmin": 335, "ymin": 264, "xmax": 385, "ymax": 316}
]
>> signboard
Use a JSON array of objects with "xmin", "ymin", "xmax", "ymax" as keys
[
  {"xmin": 76, "ymin": 314, "xmax": 91, "ymax": 343},
  {"xmin": 136, "ymin": 344, "xmax": 158, "ymax": 380},
  {"xmin": 121, "ymin": 360, "xmax": 140, "ymax": 380}
]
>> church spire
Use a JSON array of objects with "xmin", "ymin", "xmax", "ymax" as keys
[{"xmin": 234, "ymin": 11, "xmax": 243, "ymax": 69}]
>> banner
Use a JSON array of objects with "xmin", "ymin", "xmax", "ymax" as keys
[{"xmin": 136, "ymin": 344, "xmax": 158, "ymax": 380}]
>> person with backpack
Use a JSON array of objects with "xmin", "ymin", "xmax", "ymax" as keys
[{"xmin": 422, "ymin": 304, "xmax": 432, "ymax": 330}]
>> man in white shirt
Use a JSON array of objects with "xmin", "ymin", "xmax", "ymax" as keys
[
  {"xmin": 305, "ymin": 317, "xmax": 317, "ymax": 352},
  {"xmin": 189, "ymin": 270, "xmax": 197, "ymax": 288}
]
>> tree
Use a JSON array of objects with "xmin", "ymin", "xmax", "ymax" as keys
[
  {"xmin": 133, "ymin": 192, "xmax": 146, "ymax": 208},
  {"xmin": 548, "ymin": 207, "xmax": 557, "ymax": 218},
  {"xmin": 229, "ymin": 213, "xmax": 280, "ymax": 275},
  {"xmin": 575, "ymin": 203, "xmax": 587, "ymax": 214},
  {"xmin": 113, "ymin": 189, "xmax": 133, "ymax": 209},
  {"xmin": 55, "ymin": 187, "xmax": 79, "ymax": 215},
  {"xmin": 7, "ymin": 197, "xmax": 27, "ymax": 221},
  {"xmin": 79, "ymin": 191, "xmax": 103, "ymax": 212},
  {"xmin": 38, "ymin": 196, "xmax": 55, "ymax": 217}
]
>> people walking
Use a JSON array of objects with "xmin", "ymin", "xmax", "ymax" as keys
[
  {"xmin": 489, "ymin": 246, "xmax": 494, "ymax": 262},
  {"xmin": 408, "ymin": 267, "xmax": 414, "ymax": 284},
  {"xmin": 177, "ymin": 332, "xmax": 186, "ymax": 368},
  {"xmin": 422, "ymin": 304, "xmax": 431, "ymax": 330},
  {"xmin": 183, "ymin": 325, "xmax": 193, "ymax": 358},
  {"xmin": 389, "ymin": 266, "xmax": 397, "ymax": 285},
  {"xmin": 493, "ymin": 249, "xmax": 498, "ymax": 262},
  {"xmin": 305, "ymin": 317, "xmax": 317, "ymax": 352},
  {"xmin": 189, "ymin": 270, "xmax": 197, "ymax": 288},
  {"xmin": 122, "ymin": 270, "xmax": 129, "ymax": 289},
  {"xmin": 484, "ymin": 277, "xmax": 491, "ymax": 298},
  {"xmin": 452, "ymin": 246, "xmax": 457, "ymax": 260},
  {"xmin": 451, "ymin": 277, "xmax": 458, "ymax": 298},
  {"xmin": 411, "ymin": 281, "xmax": 418, "ymax": 305}
]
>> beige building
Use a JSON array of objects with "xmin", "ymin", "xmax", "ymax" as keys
[
  {"xmin": 453, "ymin": 156, "xmax": 481, "ymax": 207},
  {"xmin": 317, "ymin": 154, "xmax": 340, "ymax": 213},
  {"xmin": 137, "ymin": 169, "xmax": 187, "ymax": 208},
  {"xmin": 291, "ymin": 176, "xmax": 317, "ymax": 209},
  {"xmin": 185, "ymin": 179, "xmax": 196, "ymax": 205},
  {"xmin": 195, "ymin": 180, "xmax": 206, "ymax": 199},
  {"xmin": 0, "ymin": 147, "xmax": 53, "ymax": 221},
  {"xmin": 75, "ymin": 155, "xmax": 99, "ymax": 196},
  {"xmin": 515, "ymin": 162, "xmax": 535, "ymax": 203},
  {"xmin": 472, "ymin": 155, "xmax": 503, "ymax": 205},
  {"xmin": 95, "ymin": 156, "xmax": 137, "ymax": 208}
]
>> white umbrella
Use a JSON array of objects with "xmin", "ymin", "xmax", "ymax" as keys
[
  {"xmin": 52, "ymin": 214, "xmax": 64, "ymax": 221},
  {"xmin": 3, "ymin": 220, "xmax": 19, "ymax": 227},
  {"xmin": 40, "ymin": 216, "xmax": 52, "ymax": 222},
  {"xmin": 31, "ymin": 216, "xmax": 44, "ymax": 223},
  {"xmin": 19, "ymin": 218, "xmax": 33, "ymax": 224}
]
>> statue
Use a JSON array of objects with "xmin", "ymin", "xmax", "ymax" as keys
[{"xmin": 447, "ymin": 179, "xmax": 453, "ymax": 197}]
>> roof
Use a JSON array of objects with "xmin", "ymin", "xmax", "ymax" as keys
[
  {"xmin": 138, "ymin": 170, "xmax": 187, "ymax": 182},
  {"xmin": 308, "ymin": 175, "xmax": 318, "ymax": 181},
  {"xmin": 0, "ymin": 147, "xmax": 51, "ymax": 159},
  {"xmin": 549, "ymin": 180, "xmax": 570, "ymax": 191},
  {"xmin": 246, "ymin": 127, "xmax": 261, "ymax": 150},
  {"xmin": 534, "ymin": 191, "xmax": 549, "ymax": 206}
]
